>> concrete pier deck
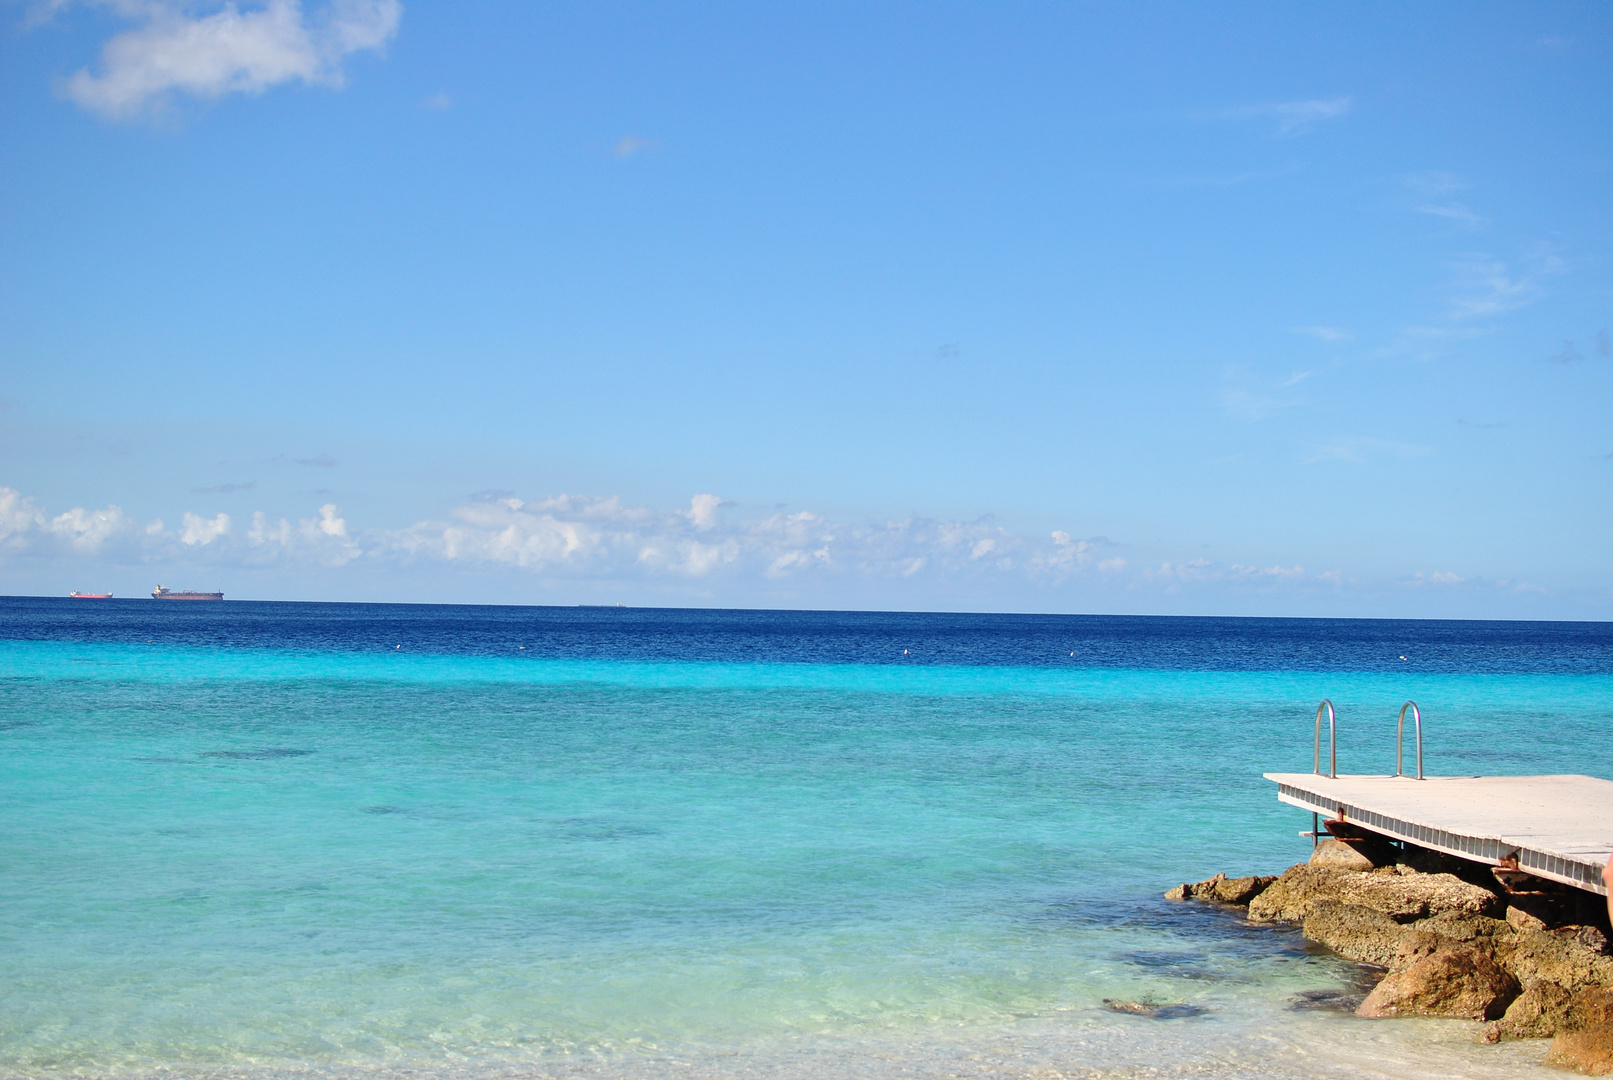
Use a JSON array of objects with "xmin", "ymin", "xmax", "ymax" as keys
[{"xmin": 1266, "ymin": 772, "xmax": 1613, "ymax": 896}]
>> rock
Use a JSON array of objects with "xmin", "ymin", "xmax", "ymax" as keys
[
  {"xmin": 1247, "ymin": 865, "xmax": 1338, "ymax": 922},
  {"xmin": 1413, "ymin": 911, "xmax": 1512, "ymax": 942},
  {"xmin": 1247, "ymin": 863, "xmax": 1504, "ymax": 924},
  {"xmin": 1566, "ymin": 987, "xmax": 1613, "ymax": 1031},
  {"xmin": 1482, "ymin": 982, "xmax": 1575, "ymax": 1042},
  {"xmin": 1390, "ymin": 929, "xmax": 1455, "ymax": 972},
  {"xmin": 1310, "ymin": 838, "xmax": 1376, "ymax": 871},
  {"xmin": 1356, "ymin": 944, "xmax": 1520, "ymax": 1020},
  {"xmin": 1507, "ymin": 927, "xmax": 1613, "ymax": 993},
  {"xmin": 1163, "ymin": 872, "xmax": 1276, "ymax": 906},
  {"xmin": 1102, "ymin": 999, "xmax": 1205, "ymax": 1019},
  {"xmin": 1547, "ymin": 1021, "xmax": 1613, "ymax": 1075},
  {"xmin": 1509, "ymin": 905, "xmax": 1551, "ymax": 932},
  {"xmin": 1303, "ymin": 901, "xmax": 1409, "ymax": 967},
  {"xmin": 1288, "ymin": 987, "xmax": 1362, "ymax": 1012}
]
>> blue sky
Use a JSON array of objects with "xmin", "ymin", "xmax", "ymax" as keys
[{"xmin": 1, "ymin": 1, "xmax": 1609, "ymax": 616}]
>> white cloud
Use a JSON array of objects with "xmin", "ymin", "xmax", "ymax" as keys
[
  {"xmin": 61, "ymin": 0, "xmax": 402, "ymax": 120},
  {"xmin": 0, "ymin": 487, "xmax": 139, "ymax": 553},
  {"xmin": 1305, "ymin": 437, "xmax": 1432, "ymax": 464},
  {"xmin": 180, "ymin": 511, "xmax": 231, "ymax": 545},
  {"xmin": 0, "ymin": 487, "xmax": 46, "ymax": 547},
  {"xmin": 1223, "ymin": 96, "xmax": 1352, "ymax": 135},
  {"xmin": 49, "ymin": 505, "xmax": 134, "ymax": 551},
  {"xmin": 311, "ymin": 502, "xmax": 347, "ymax": 537},
  {"xmin": 1403, "ymin": 172, "xmax": 1466, "ymax": 197},
  {"xmin": 1416, "ymin": 203, "xmax": 1486, "ymax": 230},
  {"xmin": 1292, "ymin": 326, "xmax": 1351, "ymax": 342},
  {"xmin": 682, "ymin": 493, "xmax": 722, "ymax": 531},
  {"xmin": 1447, "ymin": 249, "xmax": 1562, "ymax": 320},
  {"xmin": 1221, "ymin": 388, "xmax": 1301, "ymax": 422},
  {"xmin": 1231, "ymin": 563, "xmax": 1304, "ymax": 580},
  {"xmin": 245, "ymin": 503, "xmax": 359, "ymax": 564},
  {"xmin": 0, "ymin": 485, "xmax": 1392, "ymax": 603},
  {"xmin": 1219, "ymin": 366, "xmax": 1306, "ymax": 422}
]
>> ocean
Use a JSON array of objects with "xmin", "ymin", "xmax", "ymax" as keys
[{"xmin": 3, "ymin": 598, "xmax": 1611, "ymax": 1080}]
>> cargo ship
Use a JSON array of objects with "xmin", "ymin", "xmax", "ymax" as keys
[
  {"xmin": 69, "ymin": 591, "xmax": 113, "ymax": 599},
  {"xmin": 152, "ymin": 586, "xmax": 224, "ymax": 601}
]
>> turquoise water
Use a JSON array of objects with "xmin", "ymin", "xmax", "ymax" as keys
[{"xmin": 3, "ymin": 605, "xmax": 1611, "ymax": 1079}]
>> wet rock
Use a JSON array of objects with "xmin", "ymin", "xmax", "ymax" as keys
[
  {"xmin": 1102, "ymin": 998, "xmax": 1205, "ymax": 1019},
  {"xmin": 1303, "ymin": 901, "xmax": 1408, "ymax": 967},
  {"xmin": 1482, "ymin": 982, "xmax": 1575, "ymax": 1042},
  {"xmin": 1247, "ymin": 863, "xmax": 1504, "ymax": 924},
  {"xmin": 1356, "ymin": 944, "xmax": 1520, "ymax": 1021},
  {"xmin": 1507, "ymin": 927, "xmax": 1613, "ymax": 994},
  {"xmin": 1547, "ymin": 1021, "xmax": 1613, "ymax": 1075},
  {"xmin": 1163, "ymin": 872, "xmax": 1276, "ymax": 906},
  {"xmin": 1309, "ymin": 838, "xmax": 1377, "ymax": 871},
  {"xmin": 1288, "ymin": 987, "xmax": 1362, "ymax": 1012}
]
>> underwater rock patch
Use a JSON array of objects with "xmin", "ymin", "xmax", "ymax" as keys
[{"xmin": 1102, "ymin": 998, "xmax": 1205, "ymax": 1019}]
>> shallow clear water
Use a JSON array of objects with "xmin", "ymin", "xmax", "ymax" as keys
[{"xmin": 2, "ymin": 600, "xmax": 1610, "ymax": 1078}]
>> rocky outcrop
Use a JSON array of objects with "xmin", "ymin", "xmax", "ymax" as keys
[
  {"xmin": 1356, "ymin": 945, "xmax": 1520, "ymax": 1020},
  {"xmin": 1547, "ymin": 1023, "xmax": 1613, "ymax": 1076},
  {"xmin": 1510, "ymin": 926, "xmax": 1613, "ymax": 994},
  {"xmin": 1247, "ymin": 863, "xmax": 1503, "ymax": 924},
  {"xmin": 1511, "ymin": 905, "xmax": 1552, "ymax": 932},
  {"xmin": 1485, "ymin": 982, "xmax": 1575, "ymax": 1042},
  {"xmin": 1163, "ymin": 872, "xmax": 1275, "ymax": 906},
  {"xmin": 1548, "ymin": 989, "xmax": 1613, "ymax": 1075},
  {"xmin": 1303, "ymin": 902, "xmax": 1408, "ymax": 967},
  {"xmin": 1308, "ymin": 838, "xmax": 1378, "ymax": 872},
  {"xmin": 1415, "ymin": 911, "xmax": 1512, "ymax": 943},
  {"xmin": 1167, "ymin": 848, "xmax": 1613, "ymax": 1053}
]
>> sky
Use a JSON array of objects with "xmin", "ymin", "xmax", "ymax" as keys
[{"xmin": 1, "ymin": 1, "xmax": 1609, "ymax": 617}]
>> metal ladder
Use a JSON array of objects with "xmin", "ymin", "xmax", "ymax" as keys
[{"xmin": 1307, "ymin": 699, "xmax": 1424, "ymax": 846}]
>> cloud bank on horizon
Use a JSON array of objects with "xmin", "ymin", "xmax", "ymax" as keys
[
  {"xmin": 56, "ymin": 0, "xmax": 401, "ymax": 118},
  {"xmin": 0, "ymin": 484, "xmax": 1536, "ymax": 611}
]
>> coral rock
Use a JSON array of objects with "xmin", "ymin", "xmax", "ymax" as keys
[
  {"xmin": 1547, "ymin": 1020, "xmax": 1613, "ymax": 1076},
  {"xmin": 1507, "ymin": 927, "xmax": 1613, "ymax": 994},
  {"xmin": 1566, "ymin": 987, "xmax": 1613, "ymax": 1031},
  {"xmin": 1482, "ymin": 982, "xmax": 1575, "ymax": 1042},
  {"xmin": 1163, "ymin": 872, "xmax": 1276, "ymax": 906},
  {"xmin": 1309, "ymin": 838, "xmax": 1377, "ymax": 872},
  {"xmin": 1303, "ymin": 901, "xmax": 1409, "ymax": 968},
  {"xmin": 1356, "ymin": 944, "xmax": 1520, "ymax": 1021},
  {"xmin": 1508, "ymin": 905, "xmax": 1551, "ymax": 932},
  {"xmin": 1247, "ymin": 863, "xmax": 1503, "ymax": 924}
]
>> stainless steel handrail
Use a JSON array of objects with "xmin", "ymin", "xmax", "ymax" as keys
[
  {"xmin": 1314, "ymin": 699, "xmax": 1336, "ymax": 778},
  {"xmin": 1397, "ymin": 701, "xmax": 1423, "ymax": 779}
]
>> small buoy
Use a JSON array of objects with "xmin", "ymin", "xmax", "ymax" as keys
[{"xmin": 1070, "ymin": 651, "xmax": 1074, "ymax": 657}]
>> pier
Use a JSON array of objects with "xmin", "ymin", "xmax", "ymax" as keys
[
  {"xmin": 1266, "ymin": 699, "xmax": 1613, "ymax": 896},
  {"xmin": 1267, "ymin": 772, "xmax": 1613, "ymax": 896}
]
